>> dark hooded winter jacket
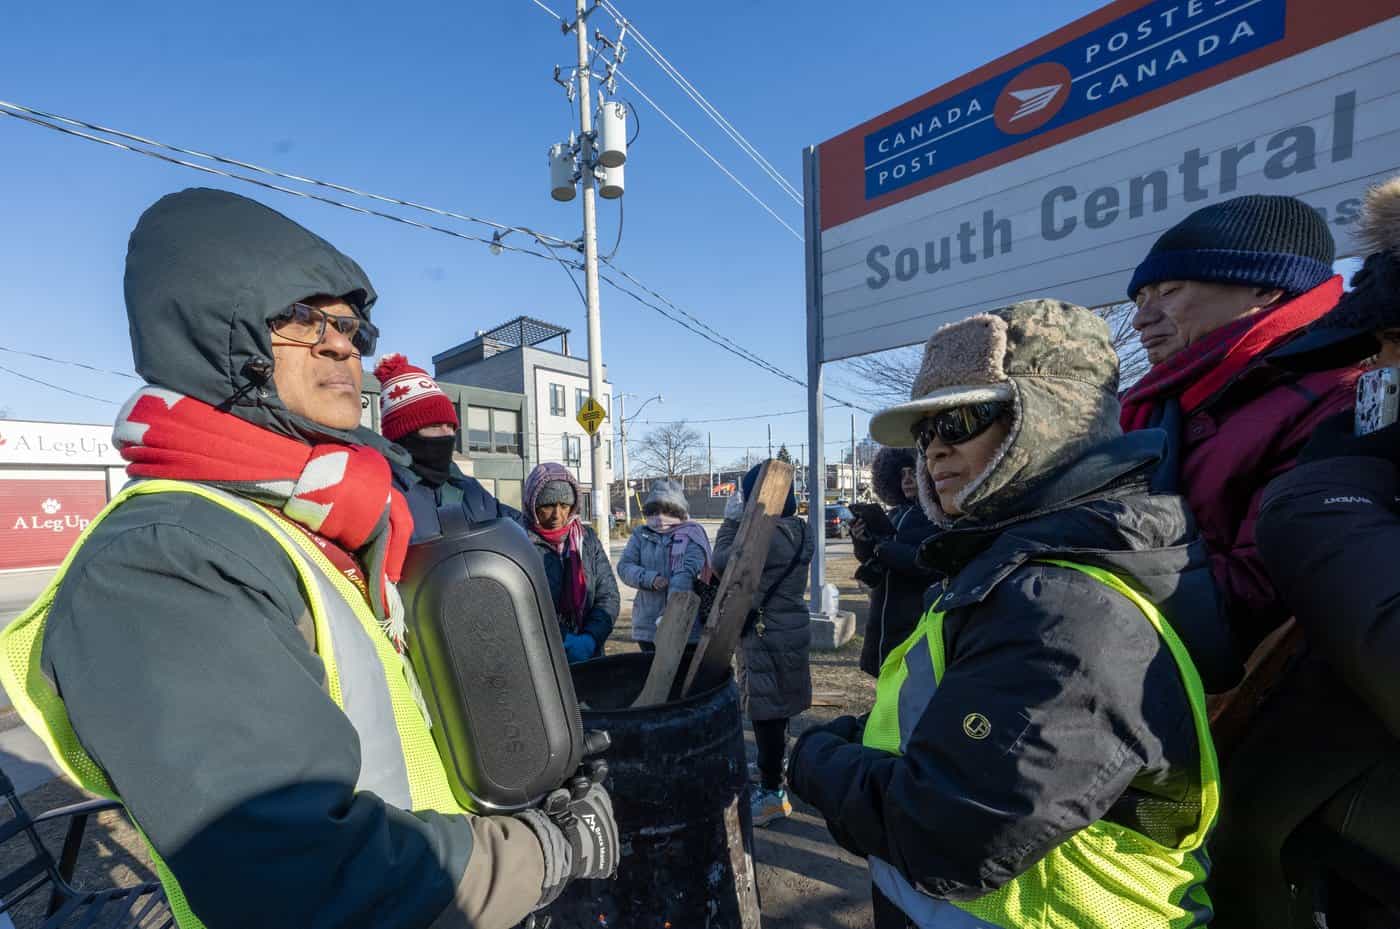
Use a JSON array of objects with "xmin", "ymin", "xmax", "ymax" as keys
[
  {"xmin": 527, "ymin": 524, "xmax": 620, "ymax": 656},
  {"xmin": 788, "ymin": 431, "xmax": 1239, "ymax": 902},
  {"xmin": 1206, "ymin": 437, "xmax": 1400, "ymax": 927},
  {"xmin": 855, "ymin": 502, "xmax": 938, "ymax": 678},
  {"xmin": 39, "ymin": 189, "xmax": 547, "ymax": 929},
  {"xmin": 714, "ymin": 515, "xmax": 816, "ymax": 721}
]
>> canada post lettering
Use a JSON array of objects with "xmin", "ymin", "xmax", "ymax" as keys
[{"xmin": 863, "ymin": 0, "xmax": 1286, "ymax": 199}]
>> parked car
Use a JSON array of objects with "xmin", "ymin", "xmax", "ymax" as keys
[{"xmin": 825, "ymin": 505, "xmax": 854, "ymax": 538}]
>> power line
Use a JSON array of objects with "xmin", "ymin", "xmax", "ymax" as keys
[
  {"xmin": 0, "ymin": 364, "xmax": 120, "ymax": 405},
  {"xmin": 0, "ymin": 345, "xmax": 139, "ymax": 380},
  {"xmin": 598, "ymin": 0, "xmax": 802, "ymax": 205},
  {"xmin": 0, "ymin": 98, "xmax": 574, "ymax": 249},
  {"xmin": 529, "ymin": 0, "xmax": 563, "ymax": 19},
  {"xmin": 607, "ymin": 67, "xmax": 802, "ymax": 241},
  {"xmin": 0, "ymin": 105, "xmax": 579, "ymax": 265},
  {"xmin": 0, "ymin": 98, "xmax": 860, "ymax": 409}
]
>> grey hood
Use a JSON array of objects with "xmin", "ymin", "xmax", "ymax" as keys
[
  {"xmin": 642, "ymin": 479, "xmax": 689, "ymax": 517},
  {"xmin": 123, "ymin": 187, "xmax": 399, "ymax": 455}
]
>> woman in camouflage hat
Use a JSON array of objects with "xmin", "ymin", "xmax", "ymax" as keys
[{"xmin": 787, "ymin": 299, "xmax": 1239, "ymax": 929}]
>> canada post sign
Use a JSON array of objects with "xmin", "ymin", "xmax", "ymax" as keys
[
  {"xmin": 808, "ymin": 0, "xmax": 1400, "ymax": 362},
  {"xmin": 865, "ymin": 0, "xmax": 1284, "ymax": 199}
]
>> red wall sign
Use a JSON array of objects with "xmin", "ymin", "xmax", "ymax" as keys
[{"xmin": 0, "ymin": 478, "xmax": 108, "ymax": 571}]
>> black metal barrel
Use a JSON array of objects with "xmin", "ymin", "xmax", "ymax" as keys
[{"xmin": 546, "ymin": 652, "xmax": 761, "ymax": 929}]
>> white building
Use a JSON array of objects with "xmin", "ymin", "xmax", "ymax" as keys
[
  {"xmin": 433, "ymin": 317, "xmax": 615, "ymax": 520},
  {"xmin": 0, "ymin": 420, "xmax": 128, "ymax": 572}
]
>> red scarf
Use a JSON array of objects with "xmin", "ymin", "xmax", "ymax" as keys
[
  {"xmin": 1120, "ymin": 277, "xmax": 1343, "ymax": 430},
  {"xmin": 536, "ymin": 519, "xmax": 589, "ymax": 631},
  {"xmin": 114, "ymin": 387, "xmax": 413, "ymax": 640}
]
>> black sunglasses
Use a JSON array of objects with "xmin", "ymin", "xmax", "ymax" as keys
[
  {"xmin": 269, "ymin": 302, "xmax": 379, "ymax": 356},
  {"xmin": 913, "ymin": 401, "xmax": 1009, "ymax": 448}
]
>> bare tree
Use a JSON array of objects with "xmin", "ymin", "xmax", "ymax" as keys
[
  {"xmin": 633, "ymin": 421, "xmax": 706, "ymax": 479},
  {"xmin": 838, "ymin": 303, "xmax": 1149, "ymax": 404}
]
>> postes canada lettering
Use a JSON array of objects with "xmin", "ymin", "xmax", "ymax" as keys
[{"xmin": 865, "ymin": 92, "xmax": 1358, "ymax": 291}]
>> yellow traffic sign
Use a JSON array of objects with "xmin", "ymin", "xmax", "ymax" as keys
[{"xmin": 576, "ymin": 397, "xmax": 607, "ymax": 435}]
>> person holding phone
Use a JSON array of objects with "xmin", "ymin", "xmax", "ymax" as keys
[
  {"xmin": 1208, "ymin": 175, "xmax": 1400, "ymax": 927},
  {"xmin": 851, "ymin": 446, "xmax": 937, "ymax": 678}
]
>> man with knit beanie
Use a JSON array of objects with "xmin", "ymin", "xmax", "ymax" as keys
[
  {"xmin": 374, "ymin": 352, "xmax": 519, "ymax": 542},
  {"xmin": 1120, "ymin": 193, "xmax": 1359, "ymax": 657}
]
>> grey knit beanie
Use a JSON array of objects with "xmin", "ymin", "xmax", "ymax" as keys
[{"xmin": 536, "ymin": 480, "xmax": 576, "ymax": 508}]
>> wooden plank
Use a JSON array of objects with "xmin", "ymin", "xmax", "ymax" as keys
[
  {"xmin": 682, "ymin": 460, "xmax": 795, "ymax": 697},
  {"xmin": 630, "ymin": 591, "xmax": 700, "ymax": 708}
]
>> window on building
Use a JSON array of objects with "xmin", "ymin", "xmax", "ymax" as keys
[
  {"xmin": 564, "ymin": 434, "xmax": 582, "ymax": 467},
  {"xmin": 467, "ymin": 407, "xmax": 492, "ymax": 453},
  {"xmin": 603, "ymin": 394, "xmax": 611, "ymax": 421},
  {"xmin": 605, "ymin": 439, "xmax": 612, "ymax": 467},
  {"xmin": 550, "ymin": 383, "xmax": 565, "ymax": 416},
  {"xmin": 493, "ymin": 409, "xmax": 520, "ymax": 455},
  {"xmin": 575, "ymin": 388, "xmax": 587, "ymax": 415}
]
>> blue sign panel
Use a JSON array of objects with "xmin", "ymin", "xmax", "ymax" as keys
[{"xmin": 863, "ymin": 0, "xmax": 1286, "ymax": 200}]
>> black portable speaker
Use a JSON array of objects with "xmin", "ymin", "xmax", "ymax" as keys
[{"xmin": 398, "ymin": 505, "xmax": 584, "ymax": 812}]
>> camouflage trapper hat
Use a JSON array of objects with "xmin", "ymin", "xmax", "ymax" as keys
[{"xmin": 869, "ymin": 299, "xmax": 1123, "ymax": 525}]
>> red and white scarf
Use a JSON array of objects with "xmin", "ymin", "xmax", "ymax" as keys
[{"xmin": 114, "ymin": 387, "xmax": 413, "ymax": 645}]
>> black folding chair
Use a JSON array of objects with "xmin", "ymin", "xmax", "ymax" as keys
[{"xmin": 0, "ymin": 766, "xmax": 170, "ymax": 929}]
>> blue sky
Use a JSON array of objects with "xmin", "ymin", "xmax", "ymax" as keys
[{"xmin": 0, "ymin": 0, "xmax": 1109, "ymax": 462}]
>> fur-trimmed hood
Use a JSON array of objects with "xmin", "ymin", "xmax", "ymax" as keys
[
  {"xmin": 871, "ymin": 446, "xmax": 917, "ymax": 507},
  {"xmin": 1273, "ymin": 173, "xmax": 1400, "ymax": 371},
  {"xmin": 891, "ymin": 300, "xmax": 1123, "ymax": 528}
]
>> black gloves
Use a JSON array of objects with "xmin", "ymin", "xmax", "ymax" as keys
[
  {"xmin": 786, "ymin": 714, "xmax": 866, "ymax": 803},
  {"xmin": 1299, "ymin": 411, "xmax": 1400, "ymax": 464},
  {"xmin": 517, "ymin": 735, "xmax": 620, "ymax": 913},
  {"xmin": 786, "ymin": 715, "xmax": 871, "ymax": 860}
]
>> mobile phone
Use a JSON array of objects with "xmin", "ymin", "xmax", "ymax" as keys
[
  {"xmin": 1355, "ymin": 367, "xmax": 1400, "ymax": 437},
  {"xmin": 847, "ymin": 503, "xmax": 895, "ymax": 537}
]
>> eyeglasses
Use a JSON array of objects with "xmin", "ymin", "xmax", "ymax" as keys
[
  {"xmin": 913, "ymin": 401, "xmax": 1008, "ymax": 448},
  {"xmin": 269, "ymin": 302, "xmax": 379, "ymax": 356}
]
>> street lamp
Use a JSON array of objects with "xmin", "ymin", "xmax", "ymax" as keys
[{"xmin": 615, "ymin": 392, "xmax": 662, "ymax": 525}]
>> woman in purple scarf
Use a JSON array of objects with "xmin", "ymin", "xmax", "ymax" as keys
[{"xmin": 522, "ymin": 462, "xmax": 620, "ymax": 663}]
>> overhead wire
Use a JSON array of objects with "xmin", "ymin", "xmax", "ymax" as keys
[
  {"xmin": 598, "ymin": 0, "xmax": 802, "ymax": 205},
  {"xmin": 0, "ymin": 98, "xmax": 574, "ymax": 249},
  {"xmin": 0, "ymin": 363, "xmax": 120, "ymax": 405},
  {"xmin": 606, "ymin": 67, "xmax": 802, "ymax": 241},
  {"xmin": 1, "ymin": 97, "xmax": 860, "ymax": 410},
  {"xmin": 0, "ymin": 345, "xmax": 139, "ymax": 380}
]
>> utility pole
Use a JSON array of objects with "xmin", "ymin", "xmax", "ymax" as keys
[
  {"xmin": 573, "ymin": 0, "xmax": 609, "ymax": 551},
  {"xmin": 850, "ymin": 413, "xmax": 857, "ymax": 500},
  {"xmin": 767, "ymin": 423, "xmax": 773, "ymax": 459},
  {"xmin": 618, "ymin": 394, "xmax": 631, "ymax": 526}
]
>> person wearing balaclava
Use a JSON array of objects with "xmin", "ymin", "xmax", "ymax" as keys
[
  {"xmin": 617, "ymin": 479, "xmax": 713, "ymax": 653},
  {"xmin": 0, "ymin": 189, "xmax": 617, "ymax": 929},
  {"xmin": 713, "ymin": 463, "xmax": 814, "ymax": 828},
  {"xmin": 373, "ymin": 352, "xmax": 520, "ymax": 542},
  {"xmin": 523, "ymin": 462, "xmax": 620, "ymax": 663},
  {"xmin": 787, "ymin": 299, "xmax": 1239, "ymax": 929}
]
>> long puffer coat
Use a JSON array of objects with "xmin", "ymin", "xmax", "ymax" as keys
[{"xmin": 714, "ymin": 515, "xmax": 816, "ymax": 721}]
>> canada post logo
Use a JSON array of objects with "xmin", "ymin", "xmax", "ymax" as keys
[{"xmin": 863, "ymin": 0, "xmax": 1287, "ymax": 199}]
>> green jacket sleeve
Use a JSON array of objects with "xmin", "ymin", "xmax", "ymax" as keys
[{"xmin": 41, "ymin": 494, "xmax": 544, "ymax": 929}]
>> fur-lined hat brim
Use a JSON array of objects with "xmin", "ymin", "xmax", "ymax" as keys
[{"xmin": 869, "ymin": 383, "xmax": 1014, "ymax": 446}]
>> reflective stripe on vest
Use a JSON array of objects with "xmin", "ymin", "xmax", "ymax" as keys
[
  {"xmin": 862, "ymin": 559, "xmax": 1220, "ymax": 929},
  {"xmin": 0, "ymin": 479, "xmax": 469, "ymax": 929}
]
